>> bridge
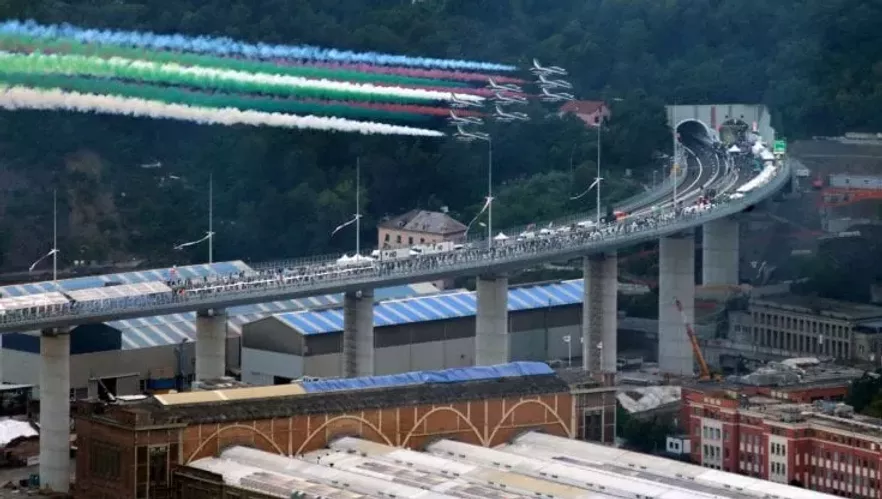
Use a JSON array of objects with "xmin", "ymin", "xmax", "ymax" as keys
[{"xmin": 0, "ymin": 103, "xmax": 791, "ymax": 491}]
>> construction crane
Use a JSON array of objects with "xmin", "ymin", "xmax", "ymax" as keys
[{"xmin": 674, "ymin": 298, "xmax": 715, "ymax": 381}]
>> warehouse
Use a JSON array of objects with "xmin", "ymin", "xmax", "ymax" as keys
[
  {"xmin": 172, "ymin": 432, "xmax": 837, "ymax": 499},
  {"xmin": 76, "ymin": 362, "xmax": 609, "ymax": 499},
  {"xmin": 242, "ymin": 278, "xmax": 616, "ymax": 381},
  {"xmin": 0, "ymin": 259, "xmax": 436, "ymax": 398}
]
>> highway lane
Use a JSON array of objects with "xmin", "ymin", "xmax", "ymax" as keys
[{"xmin": 0, "ymin": 159, "xmax": 791, "ymax": 334}]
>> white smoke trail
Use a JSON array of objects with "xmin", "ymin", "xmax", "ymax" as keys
[
  {"xmin": 0, "ymin": 52, "xmax": 484, "ymax": 103},
  {"xmin": 0, "ymin": 86, "xmax": 446, "ymax": 137}
]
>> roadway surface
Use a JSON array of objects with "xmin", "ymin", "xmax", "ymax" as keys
[{"xmin": 0, "ymin": 139, "xmax": 787, "ymax": 333}]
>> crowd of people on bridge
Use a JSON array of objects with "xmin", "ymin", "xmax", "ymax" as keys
[{"xmin": 0, "ymin": 158, "xmax": 785, "ymax": 327}]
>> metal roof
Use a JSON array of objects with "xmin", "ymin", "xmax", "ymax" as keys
[
  {"xmin": 0, "ymin": 292, "xmax": 69, "ymax": 312},
  {"xmin": 66, "ymin": 281, "xmax": 172, "ymax": 302},
  {"xmin": 274, "ymin": 279, "xmax": 585, "ymax": 336},
  {"xmin": 0, "ymin": 260, "xmax": 250, "ymax": 298},
  {"xmin": 110, "ymin": 283, "xmax": 437, "ymax": 350}
]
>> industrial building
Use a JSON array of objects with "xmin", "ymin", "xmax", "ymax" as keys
[
  {"xmin": 739, "ymin": 294, "xmax": 882, "ymax": 362},
  {"xmin": 241, "ymin": 278, "xmax": 657, "ymax": 382},
  {"xmin": 0, "ymin": 259, "xmax": 437, "ymax": 398},
  {"xmin": 172, "ymin": 432, "xmax": 836, "ymax": 499},
  {"xmin": 75, "ymin": 362, "xmax": 615, "ymax": 499},
  {"xmin": 683, "ymin": 360, "xmax": 880, "ymax": 497}
]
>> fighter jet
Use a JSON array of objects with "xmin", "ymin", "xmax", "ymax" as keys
[
  {"xmin": 492, "ymin": 91, "xmax": 528, "ymax": 106},
  {"xmin": 450, "ymin": 94, "xmax": 483, "ymax": 109},
  {"xmin": 494, "ymin": 105, "xmax": 529, "ymax": 123},
  {"xmin": 448, "ymin": 110, "xmax": 484, "ymax": 126},
  {"xmin": 487, "ymin": 77, "xmax": 523, "ymax": 93},
  {"xmin": 454, "ymin": 124, "xmax": 490, "ymax": 142},
  {"xmin": 530, "ymin": 58, "xmax": 568, "ymax": 76},
  {"xmin": 537, "ymin": 74, "xmax": 573, "ymax": 90},
  {"xmin": 539, "ymin": 87, "xmax": 576, "ymax": 103}
]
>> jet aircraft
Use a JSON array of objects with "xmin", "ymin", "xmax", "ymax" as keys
[
  {"xmin": 487, "ymin": 77, "xmax": 523, "ymax": 93},
  {"xmin": 539, "ymin": 87, "xmax": 576, "ymax": 102},
  {"xmin": 530, "ymin": 58, "xmax": 568, "ymax": 76},
  {"xmin": 448, "ymin": 110, "xmax": 484, "ymax": 126},
  {"xmin": 450, "ymin": 94, "xmax": 483, "ymax": 109},
  {"xmin": 454, "ymin": 124, "xmax": 490, "ymax": 142},
  {"xmin": 537, "ymin": 74, "xmax": 573, "ymax": 90},
  {"xmin": 493, "ymin": 91, "xmax": 528, "ymax": 106},
  {"xmin": 494, "ymin": 105, "xmax": 529, "ymax": 122}
]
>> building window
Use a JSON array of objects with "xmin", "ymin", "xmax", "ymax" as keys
[
  {"xmin": 384, "ymin": 233, "xmax": 390, "ymax": 242},
  {"xmin": 90, "ymin": 441, "xmax": 121, "ymax": 480},
  {"xmin": 408, "ymin": 236, "xmax": 413, "ymax": 245},
  {"xmin": 396, "ymin": 235, "xmax": 402, "ymax": 244}
]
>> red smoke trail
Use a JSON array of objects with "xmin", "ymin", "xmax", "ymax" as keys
[
  {"xmin": 277, "ymin": 61, "xmax": 526, "ymax": 84},
  {"xmin": 297, "ymin": 98, "xmax": 484, "ymax": 117}
]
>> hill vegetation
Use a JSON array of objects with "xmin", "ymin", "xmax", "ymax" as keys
[{"xmin": 0, "ymin": 0, "xmax": 878, "ymax": 270}]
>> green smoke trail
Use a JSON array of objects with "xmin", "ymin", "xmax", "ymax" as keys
[
  {"xmin": 0, "ymin": 51, "xmax": 460, "ymax": 104},
  {"xmin": 0, "ymin": 72, "xmax": 433, "ymax": 123},
  {"xmin": 0, "ymin": 34, "xmax": 466, "ymax": 88}
]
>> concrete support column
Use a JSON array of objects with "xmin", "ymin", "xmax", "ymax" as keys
[
  {"xmin": 702, "ymin": 218, "xmax": 740, "ymax": 286},
  {"xmin": 582, "ymin": 253, "xmax": 618, "ymax": 384},
  {"xmin": 343, "ymin": 289, "xmax": 374, "ymax": 377},
  {"xmin": 475, "ymin": 275, "xmax": 509, "ymax": 366},
  {"xmin": 40, "ymin": 328, "xmax": 70, "ymax": 493},
  {"xmin": 196, "ymin": 309, "xmax": 227, "ymax": 381},
  {"xmin": 659, "ymin": 233, "xmax": 696, "ymax": 376}
]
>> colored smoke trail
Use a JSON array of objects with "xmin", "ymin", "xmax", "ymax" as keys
[
  {"xmin": 0, "ymin": 52, "xmax": 484, "ymax": 104},
  {"xmin": 296, "ymin": 61, "xmax": 526, "ymax": 84},
  {"xmin": 0, "ymin": 73, "xmax": 435, "ymax": 123},
  {"xmin": 340, "ymin": 100, "xmax": 482, "ymax": 118},
  {"xmin": 1, "ymin": 20, "xmax": 517, "ymax": 71},
  {"xmin": 0, "ymin": 34, "xmax": 466, "ymax": 88},
  {"xmin": 0, "ymin": 85, "xmax": 445, "ymax": 136}
]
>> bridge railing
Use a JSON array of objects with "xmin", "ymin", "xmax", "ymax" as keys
[
  {"xmin": 0, "ymin": 160, "xmax": 789, "ymax": 331},
  {"xmin": 465, "ymin": 159, "xmax": 689, "ymax": 245}
]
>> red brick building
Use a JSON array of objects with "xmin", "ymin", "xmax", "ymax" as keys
[
  {"xmin": 559, "ymin": 100, "xmax": 611, "ymax": 127},
  {"xmin": 683, "ymin": 383, "xmax": 882, "ymax": 498},
  {"xmin": 74, "ymin": 364, "xmax": 612, "ymax": 499}
]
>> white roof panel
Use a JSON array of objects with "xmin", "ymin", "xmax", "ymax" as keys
[
  {"xmin": 0, "ymin": 291, "xmax": 68, "ymax": 312},
  {"xmin": 66, "ymin": 281, "xmax": 171, "ymax": 302}
]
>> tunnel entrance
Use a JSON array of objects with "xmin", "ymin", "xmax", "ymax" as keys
[
  {"xmin": 719, "ymin": 118, "xmax": 750, "ymax": 146},
  {"xmin": 675, "ymin": 119, "xmax": 714, "ymax": 146}
]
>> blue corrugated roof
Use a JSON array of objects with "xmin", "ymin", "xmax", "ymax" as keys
[
  {"xmin": 0, "ymin": 261, "xmax": 251, "ymax": 298},
  {"xmin": 276, "ymin": 279, "xmax": 584, "ymax": 336},
  {"xmin": 300, "ymin": 361, "xmax": 553, "ymax": 393},
  {"xmin": 109, "ymin": 283, "xmax": 438, "ymax": 350}
]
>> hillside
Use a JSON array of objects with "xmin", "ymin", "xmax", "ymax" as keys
[{"xmin": 0, "ymin": 0, "xmax": 878, "ymax": 271}]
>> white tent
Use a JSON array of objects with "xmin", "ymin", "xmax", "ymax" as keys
[
  {"xmin": 727, "ymin": 145, "xmax": 742, "ymax": 153},
  {"xmin": 336, "ymin": 254, "xmax": 352, "ymax": 265},
  {"xmin": 494, "ymin": 232, "xmax": 509, "ymax": 241}
]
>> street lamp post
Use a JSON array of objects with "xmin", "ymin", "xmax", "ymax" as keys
[
  {"xmin": 208, "ymin": 172, "xmax": 214, "ymax": 264},
  {"xmin": 487, "ymin": 137, "xmax": 493, "ymax": 248},
  {"xmin": 596, "ymin": 118, "xmax": 602, "ymax": 226}
]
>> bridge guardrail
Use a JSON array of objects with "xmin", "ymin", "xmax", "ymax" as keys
[{"xmin": 0, "ymin": 159, "xmax": 789, "ymax": 332}]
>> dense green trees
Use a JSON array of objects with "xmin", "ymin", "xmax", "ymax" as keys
[{"xmin": 0, "ymin": 0, "xmax": 877, "ymax": 270}]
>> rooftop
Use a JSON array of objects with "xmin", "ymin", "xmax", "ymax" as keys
[
  {"xmin": 377, "ymin": 209, "xmax": 467, "ymax": 235},
  {"xmin": 559, "ymin": 100, "xmax": 606, "ymax": 115},
  {"xmin": 201, "ymin": 432, "xmax": 837, "ymax": 499},
  {"xmin": 740, "ymin": 398, "xmax": 882, "ymax": 440},
  {"xmin": 687, "ymin": 358, "xmax": 864, "ymax": 391},
  {"xmin": 79, "ymin": 362, "xmax": 580, "ymax": 426},
  {"xmin": 269, "ymin": 279, "xmax": 588, "ymax": 336},
  {"xmin": 751, "ymin": 294, "xmax": 882, "ymax": 321}
]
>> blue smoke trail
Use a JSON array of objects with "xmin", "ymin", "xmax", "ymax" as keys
[{"xmin": 0, "ymin": 20, "xmax": 517, "ymax": 72}]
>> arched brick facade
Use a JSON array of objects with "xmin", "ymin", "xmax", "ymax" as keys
[{"xmin": 182, "ymin": 392, "xmax": 572, "ymax": 462}]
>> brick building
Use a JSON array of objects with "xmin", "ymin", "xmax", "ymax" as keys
[
  {"xmin": 74, "ymin": 362, "xmax": 613, "ymax": 499},
  {"xmin": 683, "ymin": 381, "xmax": 882, "ymax": 498},
  {"xmin": 559, "ymin": 100, "xmax": 610, "ymax": 127},
  {"xmin": 377, "ymin": 209, "xmax": 466, "ymax": 249}
]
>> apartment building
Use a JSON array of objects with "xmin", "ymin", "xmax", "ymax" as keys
[{"xmin": 684, "ymin": 380, "xmax": 882, "ymax": 498}]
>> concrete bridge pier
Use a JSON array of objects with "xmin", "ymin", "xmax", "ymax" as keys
[
  {"xmin": 702, "ymin": 218, "xmax": 740, "ymax": 286},
  {"xmin": 343, "ymin": 289, "xmax": 374, "ymax": 377},
  {"xmin": 582, "ymin": 253, "xmax": 618, "ymax": 384},
  {"xmin": 40, "ymin": 327, "xmax": 71, "ymax": 493},
  {"xmin": 658, "ymin": 232, "xmax": 696, "ymax": 376},
  {"xmin": 195, "ymin": 308, "xmax": 227, "ymax": 381},
  {"xmin": 475, "ymin": 275, "xmax": 509, "ymax": 366}
]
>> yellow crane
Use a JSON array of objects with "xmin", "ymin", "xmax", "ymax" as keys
[{"xmin": 674, "ymin": 298, "xmax": 718, "ymax": 381}]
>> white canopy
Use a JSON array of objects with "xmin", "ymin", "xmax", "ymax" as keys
[
  {"xmin": 727, "ymin": 145, "xmax": 742, "ymax": 153},
  {"xmin": 494, "ymin": 232, "xmax": 509, "ymax": 241}
]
